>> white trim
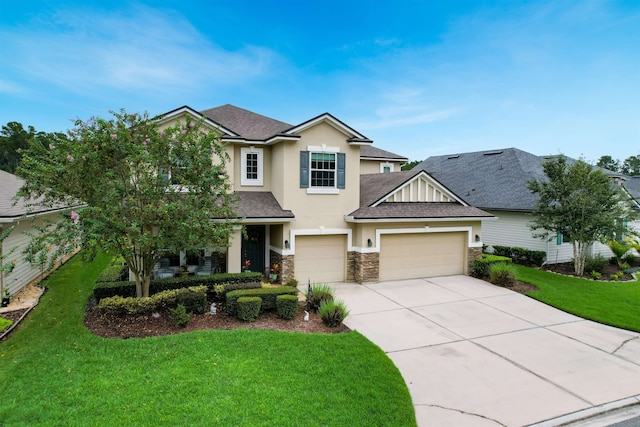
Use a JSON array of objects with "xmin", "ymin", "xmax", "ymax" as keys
[
  {"xmin": 307, "ymin": 188, "xmax": 340, "ymax": 195},
  {"xmin": 158, "ymin": 106, "xmax": 237, "ymax": 136},
  {"xmin": 281, "ymin": 228, "xmax": 353, "ymax": 256},
  {"xmin": 370, "ymin": 170, "xmax": 467, "ymax": 207},
  {"xmin": 371, "ymin": 226, "xmax": 481, "ymax": 253},
  {"xmin": 307, "ymin": 144, "xmax": 340, "ymax": 153},
  {"xmin": 344, "ymin": 215, "xmax": 494, "ymax": 223},
  {"xmin": 380, "ymin": 162, "xmax": 394, "ymax": 173},
  {"xmin": 240, "ymin": 146, "xmax": 263, "ymax": 186},
  {"xmin": 287, "ymin": 114, "xmax": 368, "ymax": 140}
]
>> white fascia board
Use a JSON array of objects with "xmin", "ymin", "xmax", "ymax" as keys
[
  {"xmin": 344, "ymin": 215, "xmax": 494, "ymax": 223},
  {"xmin": 159, "ymin": 106, "xmax": 238, "ymax": 136},
  {"xmin": 286, "ymin": 114, "xmax": 367, "ymax": 140},
  {"xmin": 265, "ymin": 135, "xmax": 300, "ymax": 144}
]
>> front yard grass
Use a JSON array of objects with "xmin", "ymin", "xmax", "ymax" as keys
[
  {"xmin": 0, "ymin": 253, "xmax": 416, "ymax": 426},
  {"xmin": 514, "ymin": 265, "xmax": 640, "ymax": 333}
]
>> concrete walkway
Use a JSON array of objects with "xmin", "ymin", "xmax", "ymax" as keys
[{"xmin": 328, "ymin": 276, "xmax": 640, "ymax": 427}]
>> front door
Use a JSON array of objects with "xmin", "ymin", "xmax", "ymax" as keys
[{"xmin": 242, "ymin": 225, "xmax": 265, "ymax": 274}]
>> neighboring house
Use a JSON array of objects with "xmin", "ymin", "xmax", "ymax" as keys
[
  {"xmin": 623, "ymin": 176, "xmax": 640, "ymax": 234},
  {"xmin": 157, "ymin": 104, "xmax": 493, "ymax": 283},
  {"xmin": 0, "ymin": 170, "xmax": 75, "ymax": 297},
  {"xmin": 415, "ymin": 148, "xmax": 640, "ymax": 264}
]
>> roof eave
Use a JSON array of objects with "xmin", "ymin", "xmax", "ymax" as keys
[{"xmin": 344, "ymin": 215, "xmax": 495, "ymax": 223}]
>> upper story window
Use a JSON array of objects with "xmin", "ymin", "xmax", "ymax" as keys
[
  {"xmin": 380, "ymin": 162, "xmax": 394, "ymax": 173},
  {"xmin": 311, "ymin": 153, "xmax": 336, "ymax": 187},
  {"xmin": 300, "ymin": 148, "xmax": 345, "ymax": 194},
  {"xmin": 241, "ymin": 146, "xmax": 263, "ymax": 186}
]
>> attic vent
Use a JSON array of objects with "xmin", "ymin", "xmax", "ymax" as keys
[
  {"xmin": 483, "ymin": 151, "xmax": 503, "ymax": 156},
  {"xmin": 447, "ymin": 155, "xmax": 460, "ymax": 159}
]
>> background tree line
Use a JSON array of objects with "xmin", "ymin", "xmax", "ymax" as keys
[{"xmin": 596, "ymin": 155, "xmax": 640, "ymax": 176}]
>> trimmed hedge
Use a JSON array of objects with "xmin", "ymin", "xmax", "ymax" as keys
[
  {"xmin": 491, "ymin": 245, "xmax": 546, "ymax": 267},
  {"xmin": 96, "ymin": 264, "xmax": 128, "ymax": 282},
  {"xmin": 98, "ymin": 286, "xmax": 207, "ymax": 315},
  {"xmin": 472, "ymin": 254, "xmax": 512, "ymax": 278},
  {"xmin": 226, "ymin": 286, "xmax": 298, "ymax": 316},
  {"xmin": 94, "ymin": 271, "xmax": 263, "ymax": 301},
  {"xmin": 276, "ymin": 294, "xmax": 299, "ymax": 320},
  {"xmin": 237, "ymin": 297, "xmax": 262, "ymax": 322}
]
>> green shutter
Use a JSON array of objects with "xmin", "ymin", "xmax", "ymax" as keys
[
  {"xmin": 337, "ymin": 153, "xmax": 345, "ymax": 189},
  {"xmin": 300, "ymin": 151, "xmax": 309, "ymax": 188}
]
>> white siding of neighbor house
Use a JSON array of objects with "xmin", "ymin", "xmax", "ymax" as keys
[
  {"xmin": 1, "ymin": 214, "xmax": 67, "ymax": 297},
  {"xmin": 482, "ymin": 210, "xmax": 613, "ymax": 264}
]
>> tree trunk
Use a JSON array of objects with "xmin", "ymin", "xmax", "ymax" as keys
[{"xmin": 573, "ymin": 241, "xmax": 590, "ymax": 276}]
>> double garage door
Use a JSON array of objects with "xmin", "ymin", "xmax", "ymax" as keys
[
  {"xmin": 294, "ymin": 232, "xmax": 466, "ymax": 283},
  {"xmin": 379, "ymin": 232, "xmax": 466, "ymax": 281}
]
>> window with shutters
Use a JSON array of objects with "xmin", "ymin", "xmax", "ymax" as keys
[{"xmin": 300, "ymin": 149, "xmax": 345, "ymax": 194}]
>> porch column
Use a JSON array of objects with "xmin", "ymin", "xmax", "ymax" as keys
[{"xmin": 228, "ymin": 226, "xmax": 243, "ymax": 273}]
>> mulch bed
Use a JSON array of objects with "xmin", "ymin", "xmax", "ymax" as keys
[
  {"xmin": 84, "ymin": 298, "xmax": 350, "ymax": 339},
  {"xmin": 542, "ymin": 262, "xmax": 635, "ymax": 281}
]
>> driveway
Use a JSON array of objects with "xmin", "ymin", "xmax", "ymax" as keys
[{"xmin": 328, "ymin": 276, "xmax": 640, "ymax": 427}]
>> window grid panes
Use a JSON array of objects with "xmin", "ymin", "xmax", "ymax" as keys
[
  {"xmin": 246, "ymin": 153, "xmax": 258, "ymax": 180},
  {"xmin": 311, "ymin": 152, "xmax": 336, "ymax": 187}
]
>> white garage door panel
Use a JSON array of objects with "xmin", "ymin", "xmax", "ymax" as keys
[
  {"xmin": 380, "ymin": 232, "xmax": 466, "ymax": 280},
  {"xmin": 295, "ymin": 235, "xmax": 346, "ymax": 283}
]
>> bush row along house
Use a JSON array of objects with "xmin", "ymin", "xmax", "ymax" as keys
[{"xmin": 157, "ymin": 104, "xmax": 493, "ymax": 283}]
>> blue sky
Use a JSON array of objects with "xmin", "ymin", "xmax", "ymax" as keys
[{"xmin": 1, "ymin": 0, "xmax": 638, "ymax": 163}]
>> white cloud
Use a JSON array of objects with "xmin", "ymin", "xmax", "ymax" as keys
[{"xmin": 1, "ymin": 5, "xmax": 278, "ymax": 95}]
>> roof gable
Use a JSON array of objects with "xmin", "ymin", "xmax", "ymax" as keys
[
  {"xmin": 284, "ymin": 113, "xmax": 372, "ymax": 144},
  {"xmin": 201, "ymin": 104, "xmax": 292, "ymax": 140},
  {"xmin": 360, "ymin": 170, "xmax": 466, "ymax": 208}
]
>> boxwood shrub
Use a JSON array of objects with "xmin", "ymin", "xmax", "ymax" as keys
[
  {"xmin": 98, "ymin": 286, "xmax": 207, "ymax": 315},
  {"xmin": 472, "ymin": 254, "xmax": 512, "ymax": 278},
  {"xmin": 237, "ymin": 297, "xmax": 262, "ymax": 322},
  {"xmin": 226, "ymin": 286, "xmax": 298, "ymax": 316},
  {"xmin": 491, "ymin": 245, "xmax": 546, "ymax": 267},
  {"xmin": 94, "ymin": 271, "xmax": 262, "ymax": 301},
  {"xmin": 276, "ymin": 294, "xmax": 299, "ymax": 320}
]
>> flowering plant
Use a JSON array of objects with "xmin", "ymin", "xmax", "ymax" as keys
[
  {"xmin": 271, "ymin": 263, "xmax": 279, "ymax": 273},
  {"xmin": 242, "ymin": 259, "xmax": 251, "ymax": 271}
]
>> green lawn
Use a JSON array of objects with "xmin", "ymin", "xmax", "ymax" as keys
[
  {"xmin": 0, "ymin": 253, "xmax": 416, "ymax": 426},
  {"xmin": 515, "ymin": 265, "xmax": 640, "ymax": 332}
]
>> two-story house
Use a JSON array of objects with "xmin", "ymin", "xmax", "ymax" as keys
[{"xmin": 158, "ymin": 104, "xmax": 493, "ymax": 283}]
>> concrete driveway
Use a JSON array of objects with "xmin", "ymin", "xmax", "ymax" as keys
[{"xmin": 328, "ymin": 276, "xmax": 640, "ymax": 427}]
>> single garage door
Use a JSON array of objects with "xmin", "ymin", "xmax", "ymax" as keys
[
  {"xmin": 295, "ymin": 235, "xmax": 347, "ymax": 283},
  {"xmin": 379, "ymin": 232, "xmax": 466, "ymax": 280}
]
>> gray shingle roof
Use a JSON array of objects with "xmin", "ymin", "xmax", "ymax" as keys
[
  {"xmin": 0, "ymin": 170, "xmax": 65, "ymax": 218},
  {"xmin": 415, "ymin": 148, "xmax": 548, "ymax": 212},
  {"xmin": 359, "ymin": 145, "xmax": 407, "ymax": 161},
  {"xmin": 352, "ymin": 170, "xmax": 493, "ymax": 220},
  {"xmin": 349, "ymin": 202, "xmax": 493, "ymax": 220},
  {"xmin": 200, "ymin": 104, "xmax": 292, "ymax": 140},
  {"xmin": 359, "ymin": 170, "xmax": 422, "ymax": 207},
  {"xmin": 230, "ymin": 191, "xmax": 294, "ymax": 219},
  {"xmin": 625, "ymin": 176, "xmax": 640, "ymax": 200}
]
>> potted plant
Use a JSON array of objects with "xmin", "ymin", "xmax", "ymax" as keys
[
  {"xmin": 270, "ymin": 263, "xmax": 279, "ymax": 282},
  {"xmin": 1, "ymin": 289, "xmax": 10, "ymax": 307}
]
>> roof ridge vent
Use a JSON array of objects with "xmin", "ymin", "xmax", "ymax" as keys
[
  {"xmin": 447, "ymin": 155, "xmax": 460, "ymax": 159},
  {"xmin": 483, "ymin": 150, "xmax": 503, "ymax": 156}
]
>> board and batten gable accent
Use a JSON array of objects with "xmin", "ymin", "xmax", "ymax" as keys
[{"xmin": 376, "ymin": 173, "xmax": 460, "ymax": 205}]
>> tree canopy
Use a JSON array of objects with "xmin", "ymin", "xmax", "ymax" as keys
[
  {"xmin": 595, "ymin": 154, "xmax": 640, "ymax": 176},
  {"xmin": 17, "ymin": 110, "xmax": 236, "ymax": 297},
  {"xmin": 0, "ymin": 122, "xmax": 36, "ymax": 174},
  {"xmin": 528, "ymin": 155, "xmax": 635, "ymax": 276}
]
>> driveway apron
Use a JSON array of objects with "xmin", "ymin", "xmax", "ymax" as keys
[{"xmin": 329, "ymin": 276, "xmax": 640, "ymax": 427}]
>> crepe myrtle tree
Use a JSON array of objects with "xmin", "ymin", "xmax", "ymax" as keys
[
  {"xmin": 527, "ymin": 155, "xmax": 635, "ymax": 276},
  {"xmin": 18, "ymin": 109, "xmax": 236, "ymax": 298}
]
